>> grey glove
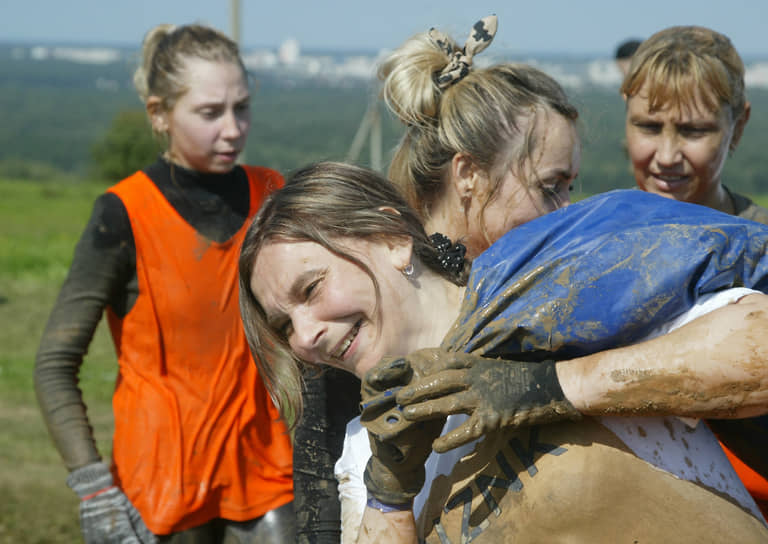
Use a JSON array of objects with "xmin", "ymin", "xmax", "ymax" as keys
[
  {"xmin": 374, "ymin": 349, "xmax": 581, "ymax": 453},
  {"xmin": 360, "ymin": 358, "xmax": 444, "ymax": 506},
  {"xmin": 67, "ymin": 462, "xmax": 157, "ymax": 544}
]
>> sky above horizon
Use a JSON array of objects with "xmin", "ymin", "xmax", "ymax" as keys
[{"xmin": 3, "ymin": 1, "xmax": 768, "ymax": 58}]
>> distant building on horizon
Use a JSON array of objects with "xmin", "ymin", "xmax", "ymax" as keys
[{"xmin": 6, "ymin": 42, "xmax": 768, "ymax": 90}]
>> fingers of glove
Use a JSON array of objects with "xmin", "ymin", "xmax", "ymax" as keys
[
  {"xmin": 365, "ymin": 407, "xmax": 432, "ymax": 443},
  {"xmin": 442, "ymin": 351, "xmax": 486, "ymax": 371},
  {"xmin": 431, "ymin": 411, "xmax": 501, "ymax": 453},
  {"xmin": 396, "ymin": 369, "xmax": 469, "ymax": 405},
  {"xmin": 401, "ymin": 389, "xmax": 478, "ymax": 421},
  {"xmin": 360, "ymin": 387, "xmax": 402, "ymax": 417},
  {"xmin": 432, "ymin": 422, "xmax": 480, "ymax": 454},
  {"xmin": 364, "ymin": 357, "xmax": 412, "ymax": 393},
  {"xmin": 402, "ymin": 349, "xmax": 477, "ymax": 379},
  {"xmin": 362, "ymin": 351, "xmax": 478, "ymax": 397},
  {"xmin": 120, "ymin": 493, "xmax": 157, "ymax": 543},
  {"xmin": 132, "ymin": 515, "xmax": 158, "ymax": 544},
  {"xmin": 397, "ymin": 347, "xmax": 447, "ymax": 377}
]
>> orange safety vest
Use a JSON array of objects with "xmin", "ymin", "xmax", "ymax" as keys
[
  {"xmin": 720, "ymin": 440, "xmax": 768, "ymax": 521},
  {"xmin": 106, "ymin": 167, "xmax": 292, "ymax": 535}
]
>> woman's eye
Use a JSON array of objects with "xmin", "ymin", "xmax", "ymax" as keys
[
  {"xmin": 540, "ymin": 185, "xmax": 558, "ymax": 196},
  {"xmin": 199, "ymin": 109, "xmax": 219, "ymax": 120},
  {"xmin": 304, "ymin": 277, "xmax": 324, "ymax": 299},
  {"xmin": 680, "ymin": 126, "xmax": 710, "ymax": 137},
  {"xmin": 540, "ymin": 181, "xmax": 571, "ymax": 197},
  {"xmin": 635, "ymin": 122, "xmax": 660, "ymax": 133},
  {"xmin": 303, "ymin": 282, "xmax": 314, "ymax": 298}
]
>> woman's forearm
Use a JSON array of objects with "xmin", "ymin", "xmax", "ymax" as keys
[
  {"xmin": 34, "ymin": 194, "xmax": 133, "ymax": 470},
  {"xmin": 356, "ymin": 508, "xmax": 418, "ymax": 544},
  {"xmin": 558, "ymin": 293, "xmax": 768, "ymax": 419}
]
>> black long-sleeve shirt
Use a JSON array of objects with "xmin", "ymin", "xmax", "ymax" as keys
[{"xmin": 293, "ymin": 369, "xmax": 361, "ymax": 543}]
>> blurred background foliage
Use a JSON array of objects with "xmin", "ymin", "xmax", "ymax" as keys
[{"xmin": 2, "ymin": 51, "xmax": 767, "ymax": 196}]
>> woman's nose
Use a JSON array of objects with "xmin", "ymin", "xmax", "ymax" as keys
[
  {"xmin": 655, "ymin": 134, "xmax": 683, "ymax": 167},
  {"xmin": 221, "ymin": 110, "xmax": 243, "ymax": 139},
  {"xmin": 289, "ymin": 310, "xmax": 325, "ymax": 357}
]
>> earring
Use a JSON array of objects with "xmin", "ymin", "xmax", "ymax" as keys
[{"xmin": 402, "ymin": 263, "xmax": 414, "ymax": 277}]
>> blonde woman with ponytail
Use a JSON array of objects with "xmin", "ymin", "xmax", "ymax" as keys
[
  {"xmin": 380, "ymin": 15, "xmax": 579, "ymax": 257},
  {"xmin": 35, "ymin": 24, "xmax": 294, "ymax": 542}
]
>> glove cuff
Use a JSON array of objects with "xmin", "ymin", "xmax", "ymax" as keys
[
  {"xmin": 536, "ymin": 360, "xmax": 581, "ymax": 420},
  {"xmin": 364, "ymin": 456, "xmax": 424, "ymax": 505},
  {"xmin": 66, "ymin": 461, "xmax": 114, "ymax": 499}
]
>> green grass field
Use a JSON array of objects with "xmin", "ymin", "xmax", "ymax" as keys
[
  {"xmin": 2, "ymin": 177, "xmax": 768, "ymax": 542},
  {"xmin": 0, "ymin": 178, "xmax": 116, "ymax": 542}
]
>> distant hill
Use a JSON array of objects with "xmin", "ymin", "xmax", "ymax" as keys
[{"xmin": 1, "ymin": 43, "xmax": 767, "ymax": 197}]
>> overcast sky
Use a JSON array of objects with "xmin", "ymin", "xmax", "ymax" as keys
[{"xmin": 3, "ymin": 1, "xmax": 768, "ymax": 58}]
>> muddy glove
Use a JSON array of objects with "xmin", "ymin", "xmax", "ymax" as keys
[
  {"xmin": 67, "ymin": 462, "xmax": 157, "ymax": 544},
  {"xmin": 360, "ymin": 357, "xmax": 445, "ymax": 506},
  {"xmin": 381, "ymin": 349, "xmax": 581, "ymax": 453}
]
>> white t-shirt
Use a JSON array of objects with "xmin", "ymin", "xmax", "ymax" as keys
[{"xmin": 334, "ymin": 288, "xmax": 764, "ymax": 541}]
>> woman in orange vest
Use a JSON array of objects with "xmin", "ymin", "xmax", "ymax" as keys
[
  {"xmin": 622, "ymin": 25, "xmax": 768, "ymax": 518},
  {"xmin": 34, "ymin": 24, "xmax": 294, "ymax": 542}
]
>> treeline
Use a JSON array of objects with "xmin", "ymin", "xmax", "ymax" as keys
[{"xmin": 1, "ymin": 51, "xmax": 767, "ymax": 196}]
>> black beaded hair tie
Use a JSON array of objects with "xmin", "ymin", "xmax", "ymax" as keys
[{"xmin": 429, "ymin": 233, "xmax": 466, "ymax": 276}]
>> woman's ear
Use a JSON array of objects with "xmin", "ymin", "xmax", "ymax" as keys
[
  {"xmin": 450, "ymin": 153, "xmax": 477, "ymax": 203},
  {"xmin": 376, "ymin": 207, "xmax": 414, "ymax": 270},
  {"xmin": 384, "ymin": 234, "xmax": 414, "ymax": 273},
  {"xmin": 146, "ymin": 96, "xmax": 168, "ymax": 134},
  {"xmin": 730, "ymin": 101, "xmax": 751, "ymax": 152},
  {"xmin": 450, "ymin": 153, "xmax": 491, "ymax": 218}
]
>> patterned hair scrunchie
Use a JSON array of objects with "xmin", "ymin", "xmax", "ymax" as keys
[
  {"xmin": 430, "ymin": 15, "xmax": 498, "ymax": 90},
  {"xmin": 429, "ymin": 233, "xmax": 467, "ymax": 277}
]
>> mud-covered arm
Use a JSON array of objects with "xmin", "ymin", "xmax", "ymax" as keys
[
  {"xmin": 34, "ymin": 193, "xmax": 134, "ymax": 471},
  {"xmin": 388, "ymin": 292, "xmax": 768, "ymax": 454},
  {"xmin": 558, "ymin": 292, "xmax": 768, "ymax": 419},
  {"xmin": 294, "ymin": 368, "xmax": 361, "ymax": 543},
  {"xmin": 380, "ymin": 351, "xmax": 579, "ymax": 453}
]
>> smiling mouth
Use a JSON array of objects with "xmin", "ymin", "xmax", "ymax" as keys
[
  {"xmin": 651, "ymin": 173, "xmax": 690, "ymax": 190},
  {"xmin": 331, "ymin": 320, "xmax": 361, "ymax": 360},
  {"xmin": 654, "ymin": 173, "xmax": 688, "ymax": 181}
]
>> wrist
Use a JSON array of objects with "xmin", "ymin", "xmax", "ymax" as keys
[
  {"xmin": 79, "ymin": 485, "xmax": 116, "ymax": 501},
  {"xmin": 364, "ymin": 456, "xmax": 425, "ymax": 505},
  {"xmin": 536, "ymin": 360, "xmax": 580, "ymax": 417},
  {"xmin": 366, "ymin": 494, "xmax": 414, "ymax": 513},
  {"xmin": 66, "ymin": 461, "xmax": 114, "ymax": 499}
]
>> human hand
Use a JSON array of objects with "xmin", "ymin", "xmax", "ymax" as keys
[
  {"xmin": 67, "ymin": 462, "xmax": 157, "ymax": 544},
  {"xmin": 360, "ymin": 357, "xmax": 445, "ymax": 506},
  {"xmin": 370, "ymin": 349, "xmax": 581, "ymax": 453},
  {"xmin": 359, "ymin": 349, "xmax": 451, "ymax": 440}
]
